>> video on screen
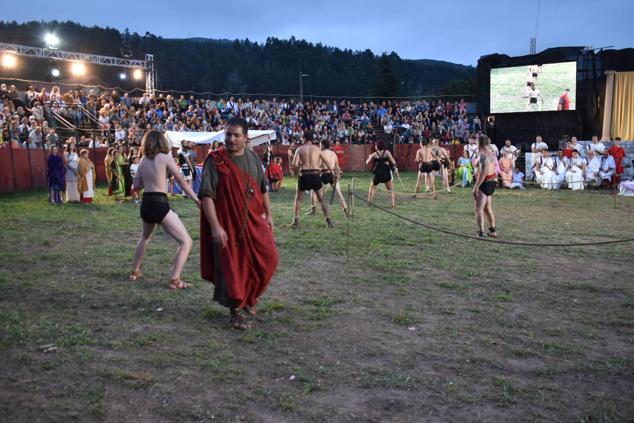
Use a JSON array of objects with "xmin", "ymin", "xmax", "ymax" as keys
[{"xmin": 490, "ymin": 61, "xmax": 576, "ymax": 113}]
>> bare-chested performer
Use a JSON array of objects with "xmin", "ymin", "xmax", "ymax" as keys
[
  {"xmin": 432, "ymin": 138, "xmax": 452, "ymax": 193},
  {"xmin": 130, "ymin": 130, "xmax": 201, "ymax": 289},
  {"xmin": 308, "ymin": 139, "xmax": 348, "ymax": 217},
  {"xmin": 291, "ymin": 131, "xmax": 335, "ymax": 228},
  {"xmin": 472, "ymin": 135, "xmax": 498, "ymax": 238},
  {"xmin": 414, "ymin": 137, "xmax": 438, "ymax": 195}
]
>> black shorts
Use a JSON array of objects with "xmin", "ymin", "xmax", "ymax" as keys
[
  {"xmin": 532, "ymin": 72, "xmax": 538, "ymax": 78},
  {"xmin": 298, "ymin": 173, "xmax": 323, "ymax": 192},
  {"xmin": 442, "ymin": 159, "xmax": 450, "ymax": 169},
  {"xmin": 529, "ymin": 97, "xmax": 538, "ymax": 104},
  {"xmin": 432, "ymin": 160, "xmax": 441, "ymax": 171},
  {"xmin": 479, "ymin": 180, "xmax": 496, "ymax": 196},
  {"xmin": 419, "ymin": 162, "xmax": 433, "ymax": 174},
  {"xmin": 372, "ymin": 174, "xmax": 392, "ymax": 186},
  {"xmin": 140, "ymin": 192, "xmax": 171, "ymax": 224},
  {"xmin": 321, "ymin": 173, "xmax": 334, "ymax": 186}
]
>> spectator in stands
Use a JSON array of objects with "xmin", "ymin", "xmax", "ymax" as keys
[
  {"xmin": 456, "ymin": 149, "xmax": 474, "ymax": 187},
  {"xmin": 500, "ymin": 139, "xmax": 519, "ymax": 167},
  {"xmin": 64, "ymin": 141, "xmax": 80, "ymax": 203},
  {"xmin": 498, "ymin": 152, "xmax": 513, "ymax": 188},
  {"xmin": 530, "ymin": 135, "xmax": 548, "ymax": 154},
  {"xmin": 550, "ymin": 149, "xmax": 567, "ymax": 189},
  {"xmin": 570, "ymin": 136, "xmax": 584, "ymax": 156},
  {"xmin": 608, "ymin": 137, "xmax": 625, "ymax": 183}
]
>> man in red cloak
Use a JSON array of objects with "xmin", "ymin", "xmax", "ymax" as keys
[
  {"xmin": 199, "ymin": 117, "xmax": 278, "ymax": 330},
  {"xmin": 333, "ymin": 139, "xmax": 345, "ymax": 170},
  {"xmin": 608, "ymin": 137, "xmax": 625, "ymax": 184}
]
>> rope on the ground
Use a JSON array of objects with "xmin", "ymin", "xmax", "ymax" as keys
[{"xmin": 349, "ymin": 191, "xmax": 634, "ymax": 247}]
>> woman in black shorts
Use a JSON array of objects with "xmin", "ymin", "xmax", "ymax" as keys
[{"xmin": 366, "ymin": 141, "xmax": 397, "ymax": 208}]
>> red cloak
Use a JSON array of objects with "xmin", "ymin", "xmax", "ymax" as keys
[
  {"xmin": 200, "ymin": 149, "xmax": 279, "ymax": 308},
  {"xmin": 608, "ymin": 144, "xmax": 625, "ymax": 175}
]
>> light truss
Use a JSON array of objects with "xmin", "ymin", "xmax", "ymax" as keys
[{"xmin": 0, "ymin": 42, "xmax": 155, "ymax": 94}]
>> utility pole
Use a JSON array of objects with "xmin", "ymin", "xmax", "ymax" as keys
[
  {"xmin": 530, "ymin": 0, "xmax": 541, "ymax": 54},
  {"xmin": 299, "ymin": 71, "xmax": 309, "ymax": 104}
]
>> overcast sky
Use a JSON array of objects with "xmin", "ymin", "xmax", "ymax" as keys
[{"xmin": 3, "ymin": 0, "xmax": 632, "ymax": 66}]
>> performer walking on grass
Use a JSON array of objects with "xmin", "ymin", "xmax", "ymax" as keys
[
  {"xmin": 308, "ymin": 139, "xmax": 348, "ymax": 218},
  {"xmin": 414, "ymin": 138, "xmax": 438, "ymax": 196},
  {"xmin": 200, "ymin": 117, "xmax": 278, "ymax": 330},
  {"xmin": 472, "ymin": 135, "xmax": 498, "ymax": 238},
  {"xmin": 291, "ymin": 131, "xmax": 335, "ymax": 228},
  {"xmin": 130, "ymin": 130, "xmax": 201, "ymax": 289},
  {"xmin": 366, "ymin": 141, "xmax": 397, "ymax": 208}
]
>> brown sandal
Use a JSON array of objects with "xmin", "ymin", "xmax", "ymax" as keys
[
  {"xmin": 230, "ymin": 310, "xmax": 251, "ymax": 330},
  {"xmin": 129, "ymin": 270, "xmax": 143, "ymax": 281},
  {"xmin": 244, "ymin": 305, "xmax": 257, "ymax": 317},
  {"xmin": 168, "ymin": 278, "xmax": 191, "ymax": 290}
]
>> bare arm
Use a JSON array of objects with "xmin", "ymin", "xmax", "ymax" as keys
[
  {"xmin": 320, "ymin": 152, "xmax": 334, "ymax": 174},
  {"xmin": 291, "ymin": 149, "xmax": 301, "ymax": 171},
  {"xmin": 473, "ymin": 154, "xmax": 488, "ymax": 192},
  {"xmin": 132, "ymin": 159, "xmax": 144, "ymax": 190},
  {"xmin": 365, "ymin": 152, "xmax": 375, "ymax": 165},
  {"xmin": 386, "ymin": 151, "xmax": 397, "ymax": 167}
]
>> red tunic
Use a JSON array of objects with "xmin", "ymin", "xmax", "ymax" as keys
[
  {"xmin": 266, "ymin": 163, "xmax": 284, "ymax": 181},
  {"xmin": 608, "ymin": 144, "xmax": 625, "ymax": 175},
  {"xmin": 333, "ymin": 145, "xmax": 345, "ymax": 169},
  {"xmin": 200, "ymin": 149, "xmax": 278, "ymax": 308}
]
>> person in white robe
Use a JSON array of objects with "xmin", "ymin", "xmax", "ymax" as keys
[
  {"xmin": 549, "ymin": 150, "xmax": 567, "ymax": 189},
  {"xmin": 585, "ymin": 150, "xmax": 602, "ymax": 187},
  {"xmin": 534, "ymin": 150, "xmax": 555, "ymax": 189},
  {"xmin": 565, "ymin": 150, "xmax": 585, "ymax": 190},
  {"xmin": 598, "ymin": 151, "xmax": 616, "ymax": 186}
]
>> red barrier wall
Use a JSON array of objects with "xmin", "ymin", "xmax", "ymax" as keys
[{"xmin": 1, "ymin": 143, "xmax": 466, "ymax": 193}]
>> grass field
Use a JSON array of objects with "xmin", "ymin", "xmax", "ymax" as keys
[
  {"xmin": 1, "ymin": 172, "xmax": 633, "ymax": 422},
  {"xmin": 491, "ymin": 62, "xmax": 577, "ymax": 113}
]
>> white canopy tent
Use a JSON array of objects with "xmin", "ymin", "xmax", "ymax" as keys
[{"xmin": 164, "ymin": 130, "xmax": 276, "ymax": 148}]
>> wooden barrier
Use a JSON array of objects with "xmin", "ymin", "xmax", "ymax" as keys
[{"xmin": 1, "ymin": 143, "xmax": 466, "ymax": 193}]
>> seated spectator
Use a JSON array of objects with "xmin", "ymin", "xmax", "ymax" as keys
[
  {"xmin": 498, "ymin": 152, "xmax": 513, "ymax": 188},
  {"xmin": 456, "ymin": 149, "xmax": 474, "ymax": 187},
  {"xmin": 598, "ymin": 150, "xmax": 616, "ymax": 187},
  {"xmin": 618, "ymin": 177, "xmax": 634, "ymax": 196},
  {"xmin": 585, "ymin": 150, "xmax": 602, "ymax": 187},
  {"xmin": 565, "ymin": 149, "xmax": 585, "ymax": 190},
  {"xmin": 587, "ymin": 135, "xmax": 606, "ymax": 155},
  {"xmin": 509, "ymin": 166, "xmax": 525, "ymax": 190},
  {"xmin": 550, "ymin": 149, "xmax": 567, "ymax": 189}
]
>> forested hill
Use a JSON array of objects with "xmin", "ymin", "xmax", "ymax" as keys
[{"xmin": 0, "ymin": 21, "xmax": 476, "ymax": 97}]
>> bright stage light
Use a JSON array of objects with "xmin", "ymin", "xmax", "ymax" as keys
[
  {"xmin": 70, "ymin": 62, "xmax": 86, "ymax": 76},
  {"xmin": 132, "ymin": 69, "xmax": 143, "ymax": 80},
  {"xmin": 51, "ymin": 68, "xmax": 60, "ymax": 77},
  {"xmin": 45, "ymin": 33, "xmax": 60, "ymax": 49},
  {"xmin": 119, "ymin": 72, "xmax": 127, "ymax": 80},
  {"xmin": 1, "ymin": 54, "xmax": 17, "ymax": 68}
]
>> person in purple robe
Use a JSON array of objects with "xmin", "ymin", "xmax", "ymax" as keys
[{"xmin": 48, "ymin": 145, "xmax": 65, "ymax": 204}]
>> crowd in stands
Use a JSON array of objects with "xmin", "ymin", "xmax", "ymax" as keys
[{"xmin": 0, "ymin": 82, "xmax": 481, "ymax": 150}]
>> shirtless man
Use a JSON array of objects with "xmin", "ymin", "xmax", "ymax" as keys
[
  {"xmin": 291, "ymin": 131, "xmax": 335, "ymax": 228},
  {"xmin": 414, "ymin": 138, "xmax": 438, "ymax": 195},
  {"xmin": 473, "ymin": 135, "xmax": 498, "ymax": 238},
  {"xmin": 309, "ymin": 139, "xmax": 348, "ymax": 217},
  {"xmin": 432, "ymin": 138, "xmax": 452, "ymax": 193}
]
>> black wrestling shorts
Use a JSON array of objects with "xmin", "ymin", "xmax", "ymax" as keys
[
  {"xmin": 432, "ymin": 160, "xmax": 441, "ymax": 171},
  {"xmin": 442, "ymin": 159, "xmax": 450, "ymax": 169},
  {"xmin": 321, "ymin": 172, "xmax": 335, "ymax": 186},
  {"xmin": 532, "ymin": 72, "xmax": 538, "ymax": 78},
  {"xmin": 479, "ymin": 180, "xmax": 497, "ymax": 196},
  {"xmin": 298, "ymin": 173, "xmax": 323, "ymax": 192},
  {"xmin": 529, "ymin": 97, "xmax": 538, "ymax": 104},
  {"xmin": 419, "ymin": 162, "xmax": 433, "ymax": 174},
  {"xmin": 140, "ymin": 192, "xmax": 171, "ymax": 224}
]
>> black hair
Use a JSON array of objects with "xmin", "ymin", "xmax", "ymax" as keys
[
  {"xmin": 304, "ymin": 131, "xmax": 314, "ymax": 142},
  {"xmin": 226, "ymin": 117, "xmax": 248, "ymax": 136},
  {"xmin": 321, "ymin": 139, "xmax": 331, "ymax": 149}
]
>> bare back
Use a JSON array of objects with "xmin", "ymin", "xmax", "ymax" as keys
[
  {"xmin": 416, "ymin": 145, "xmax": 435, "ymax": 162},
  {"xmin": 293, "ymin": 143, "xmax": 322, "ymax": 171},
  {"xmin": 134, "ymin": 152, "xmax": 178, "ymax": 193},
  {"xmin": 320, "ymin": 149, "xmax": 339, "ymax": 173}
]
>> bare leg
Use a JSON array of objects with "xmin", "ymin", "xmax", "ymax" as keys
[
  {"xmin": 442, "ymin": 168, "xmax": 449, "ymax": 191},
  {"xmin": 293, "ymin": 189, "xmax": 304, "ymax": 220},
  {"xmin": 429, "ymin": 172, "xmax": 436, "ymax": 193},
  {"xmin": 334, "ymin": 181, "xmax": 348, "ymax": 210},
  {"xmin": 159, "ymin": 210, "xmax": 194, "ymax": 281},
  {"xmin": 131, "ymin": 221, "xmax": 156, "ymax": 275},
  {"xmin": 474, "ymin": 190, "xmax": 487, "ymax": 235},
  {"xmin": 386, "ymin": 181, "xmax": 396, "ymax": 207},
  {"xmin": 484, "ymin": 196, "xmax": 496, "ymax": 234},
  {"xmin": 368, "ymin": 185, "xmax": 377, "ymax": 203},
  {"xmin": 315, "ymin": 188, "xmax": 331, "ymax": 219}
]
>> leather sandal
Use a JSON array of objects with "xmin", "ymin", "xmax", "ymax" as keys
[{"xmin": 129, "ymin": 270, "xmax": 143, "ymax": 281}]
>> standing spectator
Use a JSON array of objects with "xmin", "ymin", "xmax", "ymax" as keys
[
  {"xmin": 608, "ymin": 137, "xmax": 625, "ymax": 183},
  {"xmin": 110, "ymin": 148, "xmax": 125, "ymax": 202},
  {"xmin": 46, "ymin": 128, "xmax": 59, "ymax": 149},
  {"xmin": 47, "ymin": 145, "xmax": 65, "ymax": 204},
  {"xmin": 64, "ymin": 141, "xmax": 80, "ymax": 203},
  {"xmin": 77, "ymin": 149, "xmax": 96, "ymax": 203},
  {"xmin": 104, "ymin": 147, "xmax": 114, "ymax": 195},
  {"xmin": 177, "ymin": 140, "xmax": 194, "ymax": 195}
]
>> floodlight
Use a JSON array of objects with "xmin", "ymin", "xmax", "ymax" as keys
[
  {"xmin": 70, "ymin": 62, "xmax": 86, "ymax": 76},
  {"xmin": 1, "ymin": 53, "xmax": 17, "ymax": 68},
  {"xmin": 45, "ymin": 33, "xmax": 60, "ymax": 49},
  {"xmin": 51, "ymin": 68, "xmax": 60, "ymax": 77},
  {"xmin": 132, "ymin": 69, "xmax": 143, "ymax": 80},
  {"xmin": 119, "ymin": 72, "xmax": 127, "ymax": 80}
]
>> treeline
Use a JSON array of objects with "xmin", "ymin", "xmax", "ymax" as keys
[{"xmin": 0, "ymin": 21, "xmax": 476, "ymax": 97}]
